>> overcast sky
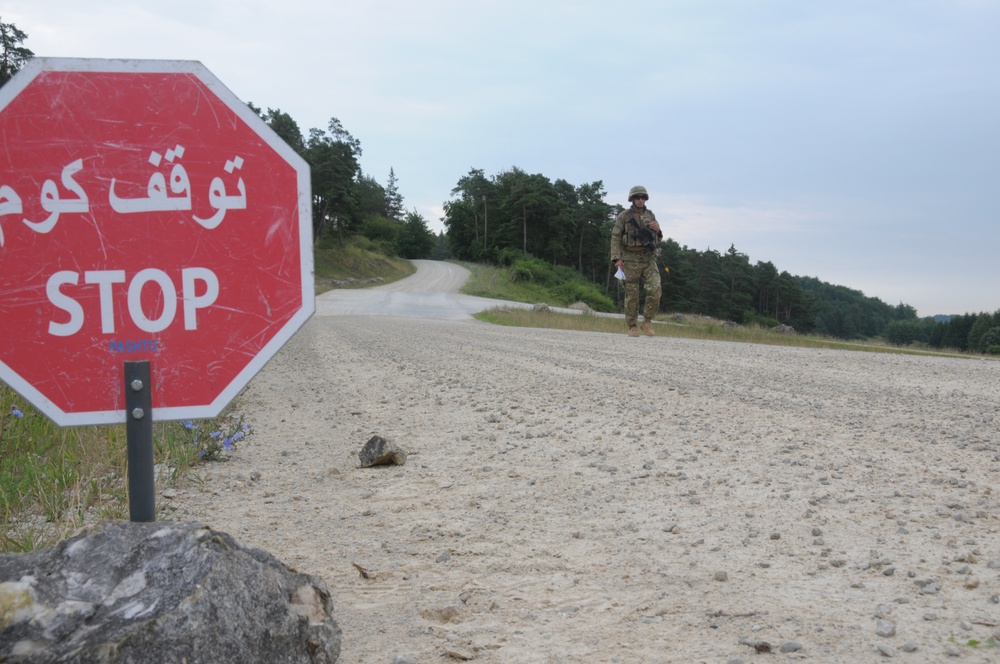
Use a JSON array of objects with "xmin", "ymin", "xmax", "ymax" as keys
[{"xmin": 6, "ymin": 0, "xmax": 998, "ymax": 316}]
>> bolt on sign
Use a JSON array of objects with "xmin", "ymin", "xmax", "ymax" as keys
[{"xmin": 0, "ymin": 59, "xmax": 314, "ymax": 426}]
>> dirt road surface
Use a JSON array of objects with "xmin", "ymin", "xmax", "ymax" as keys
[{"xmin": 176, "ymin": 261, "xmax": 1000, "ymax": 663}]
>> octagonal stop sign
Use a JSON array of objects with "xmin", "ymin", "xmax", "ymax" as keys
[{"xmin": 0, "ymin": 58, "xmax": 314, "ymax": 426}]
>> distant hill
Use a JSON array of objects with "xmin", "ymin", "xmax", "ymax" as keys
[{"xmin": 928, "ymin": 314, "xmax": 957, "ymax": 323}]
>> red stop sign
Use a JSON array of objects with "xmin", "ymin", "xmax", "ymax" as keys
[{"xmin": 0, "ymin": 58, "xmax": 313, "ymax": 426}]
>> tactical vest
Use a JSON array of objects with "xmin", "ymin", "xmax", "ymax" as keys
[{"xmin": 622, "ymin": 209, "xmax": 657, "ymax": 250}]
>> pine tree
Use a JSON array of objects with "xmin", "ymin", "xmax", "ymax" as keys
[
  {"xmin": 0, "ymin": 18, "xmax": 34, "ymax": 87},
  {"xmin": 385, "ymin": 168, "xmax": 404, "ymax": 220}
]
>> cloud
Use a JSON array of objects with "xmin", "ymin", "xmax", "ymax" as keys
[{"xmin": 659, "ymin": 194, "xmax": 822, "ymax": 249}]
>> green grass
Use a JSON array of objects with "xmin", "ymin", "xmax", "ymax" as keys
[
  {"xmin": 314, "ymin": 236, "xmax": 415, "ymax": 294},
  {"xmin": 457, "ymin": 259, "xmax": 615, "ymax": 312},
  {"xmin": 0, "ymin": 383, "xmax": 248, "ymax": 552},
  {"xmin": 460, "ymin": 261, "xmax": 550, "ymax": 302}
]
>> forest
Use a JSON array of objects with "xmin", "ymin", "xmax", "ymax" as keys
[{"xmin": 2, "ymin": 18, "xmax": 996, "ymax": 352}]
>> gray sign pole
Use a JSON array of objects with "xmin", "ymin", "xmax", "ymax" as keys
[{"xmin": 124, "ymin": 360, "xmax": 155, "ymax": 522}]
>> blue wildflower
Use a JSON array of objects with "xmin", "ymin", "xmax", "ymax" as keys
[
  {"xmin": 233, "ymin": 432, "xmax": 244, "ymax": 441},
  {"xmin": 209, "ymin": 431, "xmax": 222, "ymax": 438},
  {"xmin": 12, "ymin": 407, "xmax": 24, "ymax": 419},
  {"xmin": 222, "ymin": 437, "xmax": 234, "ymax": 451}
]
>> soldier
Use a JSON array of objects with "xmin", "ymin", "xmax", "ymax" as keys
[{"xmin": 610, "ymin": 185, "xmax": 663, "ymax": 337}]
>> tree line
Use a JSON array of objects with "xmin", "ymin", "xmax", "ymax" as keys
[
  {"xmin": 443, "ymin": 167, "xmax": 939, "ymax": 342},
  {"xmin": 248, "ymin": 106, "xmax": 437, "ymax": 258},
  {"xmin": 884, "ymin": 311, "xmax": 1000, "ymax": 354}
]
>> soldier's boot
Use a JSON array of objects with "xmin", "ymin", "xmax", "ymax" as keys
[
  {"xmin": 641, "ymin": 320, "xmax": 655, "ymax": 337},
  {"xmin": 628, "ymin": 326, "xmax": 640, "ymax": 337}
]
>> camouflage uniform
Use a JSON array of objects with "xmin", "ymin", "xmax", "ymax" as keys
[{"xmin": 610, "ymin": 196, "xmax": 662, "ymax": 332}]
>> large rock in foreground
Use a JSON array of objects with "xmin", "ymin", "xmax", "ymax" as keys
[{"xmin": 0, "ymin": 521, "xmax": 340, "ymax": 663}]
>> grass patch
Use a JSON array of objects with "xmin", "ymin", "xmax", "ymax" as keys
[
  {"xmin": 475, "ymin": 306, "xmax": 977, "ymax": 358},
  {"xmin": 314, "ymin": 236, "xmax": 415, "ymax": 294},
  {"xmin": 1, "ymin": 382, "xmax": 251, "ymax": 553},
  {"xmin": 458, "ymin": 259, "xmax": 614, "ymax": 312}
]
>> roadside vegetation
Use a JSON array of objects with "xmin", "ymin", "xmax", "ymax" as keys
[
  {"xmin": 458, "ymin": 255, "xmax": 614, "ymax": 312},
  {"xmin": 314, "ymin": 235, "xmax": 415, "ymax": 292},
  {"xmin": 460, "ymin": 262, "xmax": 991, "ymax": 360},
  {"xmin": 0, "ymin": 390, "xmax": 252, "ymax": 552}
]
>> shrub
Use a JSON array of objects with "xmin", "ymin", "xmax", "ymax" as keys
[
  {"xmin": 741, "ymin": 310, "xmax": 781, "ymax": 328},
  {"xmin": 977, "ymin": 327, "xmax": 1000, "ymax": 354},
  {"xmin": 510, "ymin": 259, "xmax": 534, "ymax": 283},
  {"xmin": 496, "ymin": 247, "xmax": 529, "ymax": 267},
  {"xmin": 553, "ymin": 281, "xmax": 614, "ymax": 312}
]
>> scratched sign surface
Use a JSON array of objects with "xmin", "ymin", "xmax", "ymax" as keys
[{"xmin": 0, "ymin": 59, "xmax": 314, "ymax": 426}]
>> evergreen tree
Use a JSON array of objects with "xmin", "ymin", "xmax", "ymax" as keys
[
  {"xmin": 305, "ymin": 118, "xmax": 361, "ymax": 245},
  {"xmin": 384, "ymin": 168, "xmax": 405, "ymax": 220},
  {"xmin": 0, "ymin": 19, "xmax": 33, "ymax": 87},
  {"xmin": 430, "ymin": 231, "xmax": 452, "ymax": 260},
  {"xmin": 941, "ymin": 314, "xmax": 976, "ymax": 351},
  {"xmin": 449, "ymin": 168, "xmax": 492, "ymax": 255},
  {"xmin": 720, "ymin": 245, "xmax": 753, "ymax": 322},
  {"xmin": 573, "ymin": 181, "xmax": 614, "ymax": 281},
  {"xmin": 247, "ymin": 104, "xmax": 306, "ymax": 155},
  {"xmin": 354, "ymin": 173, "xmax": 387, "ymax": 220},
  {"xmin": 397, "ymin": 210, "xmax": 435, "ymax": 259}
]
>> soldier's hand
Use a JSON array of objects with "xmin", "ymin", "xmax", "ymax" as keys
[{"xmin": 646, "ymin": 220, "xmax": 661, "ymax": 234}]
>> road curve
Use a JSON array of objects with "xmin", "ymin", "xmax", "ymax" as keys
[{"xmin": 314, "ymin": 260, "xmax": 529, "ymax": 320}]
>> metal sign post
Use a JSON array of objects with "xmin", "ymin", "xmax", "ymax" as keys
[{"xmin": 124, "ymin": 361, "xmax": 155, "ymax": 522}]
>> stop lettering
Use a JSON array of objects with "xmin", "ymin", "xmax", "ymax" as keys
[{"xmin": 47, "ymin": 268, "xmax": 219, "ymax": 335}]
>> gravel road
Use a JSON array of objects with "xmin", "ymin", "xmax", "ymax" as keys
[
  {"xmin": 315, "ymin": 260, "xmax": 534, "ymax": 320},
  {"xmin": 176, "ymin": 261, "xmax": 1000, "ymax": 663}
]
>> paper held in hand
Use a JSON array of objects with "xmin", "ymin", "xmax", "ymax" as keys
[{"xmin": 614, "ymin": 266, "xmax": 626, "ymax": 280}]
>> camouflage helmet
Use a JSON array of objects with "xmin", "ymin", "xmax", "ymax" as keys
[{"xmin": 628, "ymin": 185, "xmax": 649, "ymax": 201}]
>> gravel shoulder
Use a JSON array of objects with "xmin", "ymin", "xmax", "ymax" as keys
[{"xmin": 174, "ymin": 267, "xmax": 1000, "ymax": 663}]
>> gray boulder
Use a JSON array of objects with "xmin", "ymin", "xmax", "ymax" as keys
[{"xmin": 0, "ymin": 521, "xmax": 340, "ymax": 663}]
